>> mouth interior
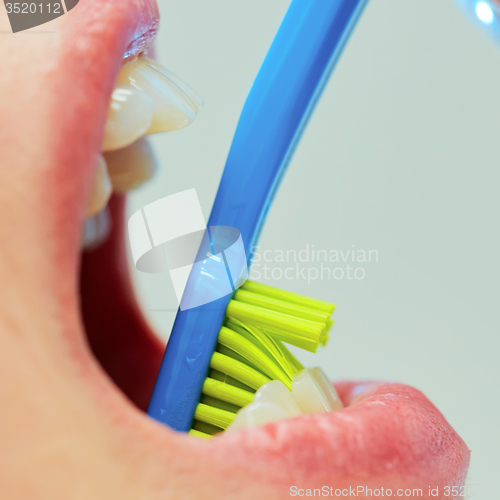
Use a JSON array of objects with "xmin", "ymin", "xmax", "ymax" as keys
[
  {"xmin": 79, "ymin": 194, "xmax": 165, "ymax": 412},
  {"xmin": 77, "ymin": 48, "xmax": 202, "ymax": 415}
]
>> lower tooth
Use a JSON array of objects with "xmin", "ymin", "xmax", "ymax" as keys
[
  {"xmin": 227, "ymin": 401, "xmax": 291, "ymax": 431},
  {"xmin": 102, "ymin": 87, "xmax": 155, "ymax": 152},
  {"xmin": 227, "ymin": 370, "xmax": 343, "ymax": 431},
  {"xmin": 292, "ymin": 369, "xmax": 335, "ymax": 414},
  {"xmin": 227, "ymin": 380, "xmax": 302, "ymax": 431},
  {"xmin": 81, "ymin": 208, "xmax": 111, "ymax": 251},
  {"xmin": 308, "ymin": 367, "xmax": 343, "ymax": 411},
  {"xmin": 104, "ymin": 137, "xmax": 156, "ymax": 193},
  {"xmin": 85, "ymin": 156, "xmax": 112, "ymax": 217},
  {"xmin": 255, "ymin": 380, "xmax": 302, "ymax": 416}
]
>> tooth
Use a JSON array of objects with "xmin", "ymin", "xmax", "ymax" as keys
[
  {"xmin": 308, "ymin": 367, "xmax": 343, "ymax": 411},
  {"xmin": 140, "ymin": 56, "xmax": 204, "ymax": 111},
  {"xmin": 254, "ymin": 380, "xmax": 302, "ymax": 416},
  {"xmin": 116, "ymin": 58, "xmax": 198, "ymax": 134},
  {"xmin": 227, "ymin": 401, "xmax": 291, "ymax": 431},
  {"xmin": 86, "ymin": 156, "xmax": 112, "ymax": 217},
  {"xmin": 81, "ymin": 208, "xmax": 111, "ymax": 251},
  {"xmin": 104, "ymin": 137, "xmax": 156, "ymax": 193},
  {"xmin": 227, "ymin": 371, "xmax": 344, "ymax": 432},
  {"xmin": 292, "ymin": 369, "xmax": 333, "ymax": 414},
  {"xmin": 102, "ymin": 87, "xmax": 155, "ymax": 152},
  {"xmin": 227, "ymin": 380, "xmax": 302, "ymax": 431}
]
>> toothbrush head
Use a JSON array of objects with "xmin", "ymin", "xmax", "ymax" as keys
[{"xmin": 188, "ymin": 280, "xmax": 337, "ymax": 437}]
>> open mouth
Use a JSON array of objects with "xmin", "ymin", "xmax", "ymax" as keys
[{"xmin": 1, "ymin": 0, "xmax": 470, "ymax": 496}]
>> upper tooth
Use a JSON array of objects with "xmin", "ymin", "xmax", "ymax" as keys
[
  {"xmin": 86, "ymin": 156, "xmax": 112, "ymax": 217},
  {"xmin": 116, "ymin": 57, "xmax": 198, "ymax": 134},
  {"xmin": 104, "ymin": 137, "xmax": 156, "ymax": 193},
  {"xmin": 140, "ymin": 56, "xmax": 203, "ymax": 111},
  {"xmin": 102, "ymin": 87, "xmax": 155, "ymax": 152},
  {"xmin": 308, "ymin": 367, "xmax": 343, "ymax": 411},
  {"xmin": 292, "ymin": 369, "xmax": 336, "ymax": 414},
  {"xmin": 227, "ymin": 380, "xmax": 301, "ymax": 432}
]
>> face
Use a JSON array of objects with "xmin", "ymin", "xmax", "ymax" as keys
[{"xmin": 0, "ymin": 1, "xmax": 469, "ymax": 498}]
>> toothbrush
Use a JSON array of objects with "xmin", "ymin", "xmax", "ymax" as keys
[{"xmin": 147, "ymin": 0, "xmax": 369, "ymax": 433}]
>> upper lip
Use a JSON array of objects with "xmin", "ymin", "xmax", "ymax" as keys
[{"xmin": 1, "ymin": 0, "xmax": 470, "ymax": 493}]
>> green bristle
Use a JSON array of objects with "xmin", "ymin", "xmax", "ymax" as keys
[
  {"xmin": 189, "ymin": 429, "xmax": 212, "ymax": 439},
  {"xmin": 194, "ymin": 403, "xmax": 235, "ymax": 429},
  {"xmin": 241, "ymin": 280, "xmax": 335, "ymax": 315},
  {"xmin": 200, "ymin": 395, "xmax": 240, "ymax": 414},
  {"xmin": 223, "ymin": 320, "xmax": 305, "ymax": 375},
  {"xmin": 217, "ymin": 343, "xmax": 265, "ymax": 374},
  {"xmin": 279, "ymin": 341, "xmax": 305, "ymax": 373},
  {"xmin": 192, "ymin": 419, "xmax": 223, "ymax": 435},
  {"xmin": 202, "ymin": 378, "xmax": 254, "ymax": 407},
  {"xmin": 225, "ymin": 318, "xmax": 300, "ymax": 380},
  {"xmin": 210, "ymin": 351, "xmax": 270, "ymax": 391},
  {"xmin": 258, "ymin": 326, "xmax": 322, "ymax": 352},
  {"xmin": 208, "ymin": 369, "xmax": 255, "ymax": 392},
  {"xmin": 218, "ymin": 326, "xmax": 292, "ymax": 389},
  {"xmin": 234, "ymin": 288, "xmax": 332, "ymax": 323},
  {"xmin": 190, "ymin": 281, "xmax": 335, "ymax": 437},
  {"xmin": 226, "ymin": 300, "xmax": 327, "ymax": 352},
  {"xmin": 322, "ymin": 319, "xmax": 334, "ymax": 344}
]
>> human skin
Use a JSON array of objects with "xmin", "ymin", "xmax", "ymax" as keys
[{"xmin": 0, "ymin": 0, "xmax": 469, "ymax": 498}]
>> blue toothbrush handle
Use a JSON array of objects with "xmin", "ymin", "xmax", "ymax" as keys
[{"xmin": 147, "ymin": 0, "xmax": 369, "ymax": 432}]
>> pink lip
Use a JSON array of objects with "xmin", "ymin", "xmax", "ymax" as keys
[
  {"xmin": 209, "ymin": 381, "xmax": 469, "ymax": 490},
  {"xmin": 2, "ymin": 0, "xmax": 470, "ymax": 494}
]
